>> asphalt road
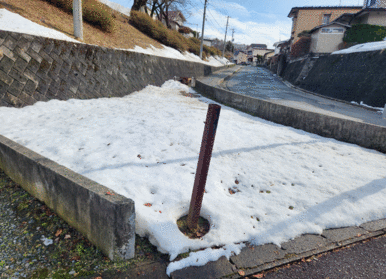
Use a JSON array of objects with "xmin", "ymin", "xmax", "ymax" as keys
[
  {"xmin": 223, "ymin": 66, "xmax": 386, "ymax": 128},
  {"xmin": 260, "ymin": 234, "xmax": 386, "ymax": 279}
]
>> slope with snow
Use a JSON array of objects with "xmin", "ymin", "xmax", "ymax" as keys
[
  {"xmin": 0, "ymin": 81, "xmax": 385, "ymax": 275},
  {"xmin": 0, "ymin": 8, "xmax": 230, "ymax": 67}
]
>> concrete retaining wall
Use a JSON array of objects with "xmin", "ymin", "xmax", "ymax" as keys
[
  {"xmin": 0, "ymin": 30, "xmax": 226, "ymax": 108},
  {"xmin": 0, "ymin": 134, "xmax": 135, "ymax": 260},
  {"xmin": 195, "ymin": 80, "xmax": 386, "ymax": 153},
  {"xmin": 278, "ymin": 51, "xmax": 386, "ymax": 108}
]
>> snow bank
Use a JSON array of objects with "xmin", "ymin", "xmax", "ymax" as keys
[
  {"xmin": 332, "ymin": 41, "xmax": 386, "ymax": 55},
  {"xmin": 0, "ymin": 80, "xmax": 385, "ymax": 274}
]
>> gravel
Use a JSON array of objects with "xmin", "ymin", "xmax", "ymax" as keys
[{"xmin": 0, "ymin": 168, "xmax": 169, "ymax": 278}]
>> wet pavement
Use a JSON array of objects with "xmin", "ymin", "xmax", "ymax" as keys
[{"xmin": 220, "ymin": 66, "xmax": 386, "ymax": 127}]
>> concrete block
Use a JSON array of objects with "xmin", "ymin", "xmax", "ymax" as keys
[
  {"xmin": 9, "ymin": 68, "xmax": 27, "ymax": 84},
  {"xmin": 30, "ymin": 40, "xmax": 43, "ymax": 54},
  {"xmin": 280, "ymin": 234, "xmax": 329, "ymax": 254},
  {"xmin": 0, "ymin": 45, "xmax": 17, "ymax": 61},
  {"xmin": 14, "ymin": 46, "xmax": 31, "ymax": 63},
  {"xmin": 0, "ymin": 134, "xmax": 136, "ymax": 260},
  {"xmin": 0, "ymin": 69, "xmax": 14, "ymax": 85},
  {"xmin": 170, "ymin": 256, "xmax": 234, "ymax": 279},
  {"xmin": 14, "ymin": 57, "xmax": 28, "ymax": 73},
  {"xmin": 0, "ymin": 56, "xmax": 14, "ymax": 74},
  {"xmin": 26, "ymin": 58, "xmax": 41, "ymax": 74},
  {"xmin": 230, "ymin": 243, "xmax": 285, "ymax": 268},
  {"xmin": 7, "ymin": 79, "xmax": 23, "ymax": 97},
  {"xmin": 322, "ymin": 227, "xmax": 367, "ymax": 243},
  {"xmin": 3, "ymin": 35, "xmax": 16, "ymax": 50},
  {"xmin": 360, "ymin": 219, "xmax": 386, "ymax": 232}
]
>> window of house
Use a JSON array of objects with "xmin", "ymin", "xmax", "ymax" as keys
[
  {"xmin": 332, "ymin": 28, "xmax": 344, "ymax": 33},
  {"xmin": 323, "ymin": 14, "xmax": 331, "ymax": 24},
  {"xmin": 321, "ymin": 28, "xmax": 332, "ymax": 33}
]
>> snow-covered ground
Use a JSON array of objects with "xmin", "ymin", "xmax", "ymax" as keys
[
  {"xmin": 0, "ymin": 81, "xmax": 385, "ymax": 275},
  {"xmin": 332, "ymin": 40, "xmax": 386, "ymax": 55},
  {"xmin": 0, "ymin": 8, "xmax": 230, "ymax": 67},
  {"xmin": 0, "ymin": 9, "xmax": 80, "ymax": 43}
]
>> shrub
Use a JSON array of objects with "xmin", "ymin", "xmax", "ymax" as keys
[
  {"xmin": 178, "ymin": 26, "xmax": 192, "ymax": 34},
  {"xmin": 130, "ymin": 10, "xmax": 216, "ymax": 58},
  {"xmin": 43, "ymin": 0, "xmax": 115, "ymax": 33},
  {"xmin": 344, "ymin": 24, "xmax": 386, "ymax": 44},
  {"xmin": 290, "ymin": 37, "xmax": 311, "ymax": 58}
]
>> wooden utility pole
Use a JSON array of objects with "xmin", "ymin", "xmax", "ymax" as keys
[
  {"xmin": 222, "ymin": 16, "xmax": 230, "ymax": 58},
  {"xmin": 199, "ymin": 0, "xmax": 208, "ymax": 59},
  {"xmin": 73, "ymin": 0, "xmax": 83, "ymax": 40}
]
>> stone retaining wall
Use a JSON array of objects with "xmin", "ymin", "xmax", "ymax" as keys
[
  {"xmin": 0, "ymin": 30, "xmax": 226, "ymax": 108},
  {"xmin": 277, "ymin": 51, "xmax": 386, "ymax": 108}
]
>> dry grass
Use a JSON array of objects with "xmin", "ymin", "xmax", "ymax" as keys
[{"xmin": 0, "ymin": 0, "xmax": 163, "ymax": 50}]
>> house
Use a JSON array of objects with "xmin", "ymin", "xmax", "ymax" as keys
[
  {"xmin": 202, "ymin": 38, "xmax": 214, "ymax": 47},
  {"xmin": 245, "ymin": 44, "xmax": 272, "ymax": 65},
  {"xmin": 263, "ymin": 50, "xmax": 275, "ymax": 64},
  {"xmin": 288, "ymin": 6, "xmax": 362, "ymax": 46},
  {"xmin": 234, "ymin": 51, "xmax": 248, "ymax": 64},
  {"xmin": 273, "ymin": 39, "xmax": 291, "ymax": 55},
  {"xmin": 161, "ymin": 10, "xmax": 186, "ymax": 31},
  {"xmin": 309, "ymin": 22, "xmax": 350, "ymax": 53},
  {"xmin": 308, "ymin": 0, "xmax": 386, "ymax": 54}
]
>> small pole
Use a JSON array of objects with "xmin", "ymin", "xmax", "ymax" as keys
[
  {"xmin": 187, "ymin": 104, "xmax": 221, "ymax": 231},
  {"xmin": 199, "ymin": 0, "xmax": 208, "ymax": 59},
  {"xmin": 222, "ymin": 16, "xmax": 230, "ymax": 58},
  {"xmin": 73, "ymin": 0, "xmax": 83, "ymax": 40}
]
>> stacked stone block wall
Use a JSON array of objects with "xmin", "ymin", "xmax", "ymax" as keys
[{"xmin": 0, "ymin": 30, "xmax": 225, "ymax": 108}]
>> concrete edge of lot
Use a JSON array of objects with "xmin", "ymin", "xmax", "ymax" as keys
[
  {"xmin": 194, "ymin": 79, "xmax": 386, "ymax": 154},
  {"xmin": 0, "ymin": 134, "xmax": 135, "ymax": 261}
]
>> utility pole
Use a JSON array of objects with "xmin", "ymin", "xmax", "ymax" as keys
[
  {"xmin": 199, "ymin": 0, "xmax": 208, "ymax": 59},
  {"xmin": 222, "ymin": 16, "xmax": 230, "ymax": 58},
  {"xmin": 73, "ymin": 0, "xmax": 83, "ymax": 40}
]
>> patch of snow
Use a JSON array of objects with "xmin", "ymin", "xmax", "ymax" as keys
[
  {"xmin": 0, "ymin": 9, "xmax": 79, "ymax": 43},
  {"xmin": 41, "ymin": 236, "xmax": 53, "ymax": 246},
  {"xmin": 332, "ymin": 41, "xmax": 386, "ymax": 55},
  {"xmin": 0, "ymin": 80, "xmax": 386, "ymax": 274},
  {"xmin": 98, "ymin": 0, "xmax": 131, "ymax": 17},
  {"xmin": 350, "ymin": 101, "xmax": 384, "ymax": 112}
]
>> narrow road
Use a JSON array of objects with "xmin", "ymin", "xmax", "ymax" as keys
[{"xmin": 222, "ymin": 66, "xmax": 386, "ymax": 127}]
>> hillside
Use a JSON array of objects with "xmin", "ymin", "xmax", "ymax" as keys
[{"xmin": 0, "ymin": 0, "xmax": 163, "ymax": 50}]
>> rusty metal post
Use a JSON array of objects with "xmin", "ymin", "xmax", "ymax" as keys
[{"xmin": 187, "ymin": 104, "xmax": 221, "ymax": 231}]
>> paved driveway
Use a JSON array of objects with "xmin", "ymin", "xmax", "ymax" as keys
[{"xmin": 222, "ymin": 66, "xmax": 386, "ymax": 128}]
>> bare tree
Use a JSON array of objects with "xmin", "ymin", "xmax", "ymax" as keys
[{"xmin": 131, "ymin": 0, "xmax": 148, "ymax": 11}]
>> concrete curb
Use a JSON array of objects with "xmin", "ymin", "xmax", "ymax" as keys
[
  {"xmin": 0, "ymin": 134, "xmax": 135, "ymax": 261},
  {"xmin": 194, "ymin": 77, "xmax": 386, "ymax": 154},
  {"xmin": 170, "ymin": 220, "xmax": 386, "ymax": 279}
]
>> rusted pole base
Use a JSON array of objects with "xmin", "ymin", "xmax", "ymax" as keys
[{"xmin": 187, "ymin": 104, "xmax": 221, "ymax": 232}]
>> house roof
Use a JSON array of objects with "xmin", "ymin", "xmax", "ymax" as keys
[
  {"xmin": 165, "ymin": 11, "xmax": 186, "ymax": 22},
  {"xmin": 250, "ymin": 44, "xmax": 267, "ymax": 49},
  {"xmin": 273, "ymin": 39, "xmax": 291, "ymax": 47},
  {"xmin": 309, "ymin": 22, "xmax": 351, "ymax": 34},
  {"xmin": 332, "ymin": 7, "xmax": 386, "ymax": 25},
  {"xmin": 288, "ymin": 6, "xmax": 362, "ymax": 18},
  {"xmin": 352, "ymin": 7, "xmax": 386, "ymax": 19}
]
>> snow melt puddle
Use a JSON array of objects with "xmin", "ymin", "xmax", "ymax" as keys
[{"xmin": 0, "ymin": 81, "xmax": 385, "ymax": 274}]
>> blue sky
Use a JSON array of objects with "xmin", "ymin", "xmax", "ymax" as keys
[{"xmin": 109, "ymin": 0, "xmax": 364, "ymax": 48}]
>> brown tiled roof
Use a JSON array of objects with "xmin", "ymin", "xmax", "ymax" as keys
[{"xmin": 288, "ymin": 6, "xmax": 362, "ymax": 17}]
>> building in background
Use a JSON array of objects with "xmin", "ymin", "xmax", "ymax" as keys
[{"xmin": 288, "ymin": 6, "xmax": 362, "ymax": 46}]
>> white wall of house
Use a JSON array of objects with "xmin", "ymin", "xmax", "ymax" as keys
[
  {"xmin": 365, "ymin": 10, "xmax": 386, "ymax": 26},
  {"xmin": 310, "ymin": 25, "xmax": 346, "ymax": 53}
]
